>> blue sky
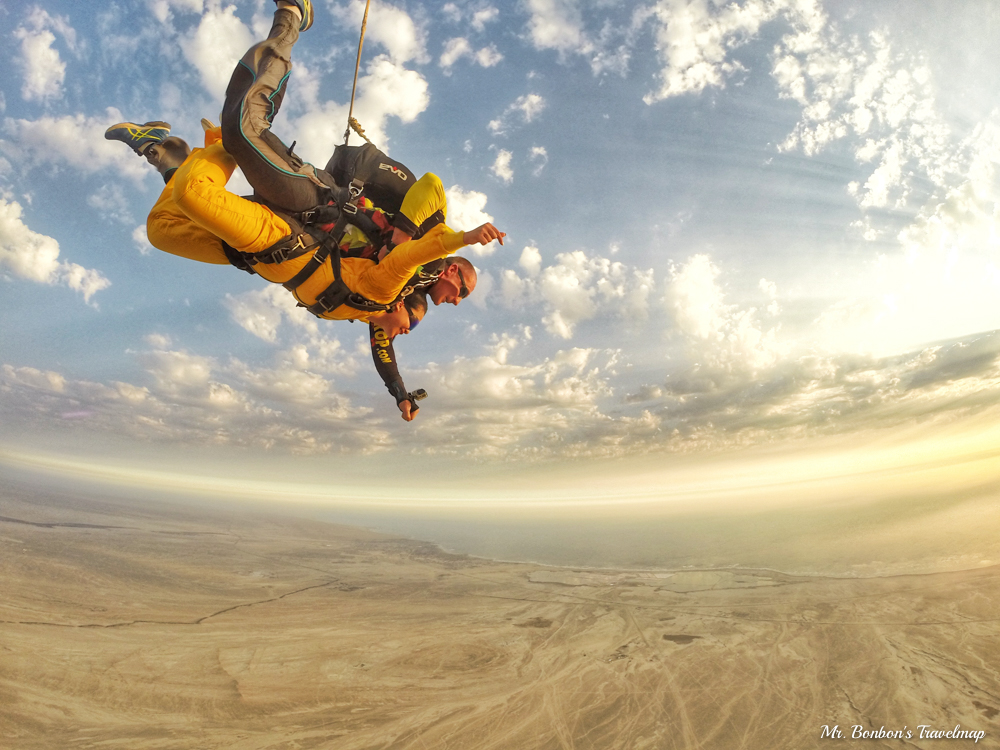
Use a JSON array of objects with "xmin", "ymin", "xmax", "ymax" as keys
[{"xmin": 3, "ymin": 0, "xmax": 1000, "ymax": 494}]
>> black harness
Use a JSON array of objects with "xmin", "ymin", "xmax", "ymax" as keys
[{"xmin": 223, "ymin": 165, "xmax": 450, "ymax": 317}]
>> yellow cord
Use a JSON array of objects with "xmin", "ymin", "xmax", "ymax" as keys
[{"xmin": 344, "ymin": 0, "xmax": 373, "ymax": 146}]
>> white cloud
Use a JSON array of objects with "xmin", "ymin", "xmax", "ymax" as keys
[
  {"xmin": 139, "ymin": 348, "xmax": 214, "ymax": 392},
  {"xmin": 4, "ymin": 109, "xmax": 151, "ymax": 182},
  {"xmin": 225, "ymin": 287, "xmax": 288, "ymax": 344},
  {"xmin": 148, "ymin": 0, "xmax": 204, "ymax": 24},
  {"xmin": 132, "ymin": 225, "xmax": 154, "ymax": 256},
  {"xmin": 440, "ymin": 37, "xmax": 472, "ymax": 71},
  {"xmin": 444, "ymin": 185, "xmax": 496, "ymax": 255},
  {"xmin": 0, "ymin": 330, "xmax": 387, "ymax": 453},
  {"xmin": 489, "ymin": 93, "xmax": 547, "ymax": 135},
  {"xmin": 514, "ymin": 93, "xmax": 546, "ymax": 122},
  {"xmin": 224, "ymin": 286, "xmax": 360, "ymax": 376},
  {"xmin": 774, "ymin": 23, "xmax": 951, "ymax": 214},
  {"xmin": 88, "ymin": 184, "xmax": 134, "ymax": 226},
  {"xmin": 291, "ymin": 56, "xmax": 429, "ymax": 162},
  {"xmin": 332, "ymin": 0, "xmax": 428, "ymax": 64},
  {"xmin": 529, "ymin": 145, "xmax": 548, "ymax": 176},
  {"xmin": 440, "ymin": 38, "xmax": 503, "ymax": 72},
  {"xmin": 491, "ymin": 149, "xmax": 514, "ymax": 184},
  {"xmin": 180, "ymin": 5, "xmax": 254, "ymax": 100},
  {"xmin": 663, "ymin": 254, "xmax": 784, "ymax": 378},
  {"xmin": 520, "ymin": 245, "xmax": 542, "ymax": 276},
  {"xmin": 475, "ymin": 45, "xmax": 503, "ymax": 67},
  {"xmin": 16, "ymin": 28, "xmax": 64, "ymax": 102},
  {"xmin": 500, "ymin": 248, "xmax": 654, "ymax": 338},
  {"xmin": 0, "ymin": 199, "xmax": 111, "ymax": 304},
  {"xmin": 643, "ymin": 0, "xmax": 788, "ymax": 103},
  {"xmin": 439, "ymin": 2, "xmax": 499, "ymax": 32},
  {"xmin": 519, "ymin": 0, "xmax": 635, "ymax": 76},
  {"xmin": 13, "ymin": 8, "xmax": 78, "ymax": 102},
  {"xmin": 472, "ymin": 7, "xmax": 500, "ymax": 31},
  {"xmin": 524, "ymin": 0, "xmax": 593, "ymax": 59}
]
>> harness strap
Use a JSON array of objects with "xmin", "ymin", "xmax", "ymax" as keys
[
  {"xmin": 282, "ymin": 179, "xmax": 389, "ymax": 318},
  {"xmin": 244, "ymin": 231, "xmax": 320, "ymax": 265},
  {"xmin": 280, "ymin": 229, "xmax": 331, "ymax": 291},
  {"xmin": 222, "ymin": 242, "xmax": 257, "ymax": 274}
]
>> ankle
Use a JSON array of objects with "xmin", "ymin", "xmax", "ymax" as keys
[{"xmin": 145, "ymin": 137, "xmax": 190, "ymax": 174}]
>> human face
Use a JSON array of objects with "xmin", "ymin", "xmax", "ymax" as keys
[
  {"xmin": 429, "ymin": 264, "xmax": 475, "ymax": 306},
  {"xmin": 376, "ymin": 304, "xmax": 424, "ymax": 338}
]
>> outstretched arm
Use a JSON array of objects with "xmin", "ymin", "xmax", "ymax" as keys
[
  {"xmin": 370, "ymin": 322, "xmax": 419, "ymax": 421},
  {"xmin": 463, "ymin": 223, "xmax": 506, "ymax": 246}
]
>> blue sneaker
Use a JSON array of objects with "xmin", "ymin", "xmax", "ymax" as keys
[
  {"xmin": 104, "ymin": 121, "xmax": 171, "ymax": 155},
  {"xmin": 275, "ymin": 0, "xmax": 313, "ymax": 32}
]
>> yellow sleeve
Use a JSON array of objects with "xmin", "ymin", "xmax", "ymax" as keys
[
  {"xmin": 397, "ymin": 172, "xmax": 447, "ymax": 234},
  {"xmin": 352, "ymin": 223, "xmax": 465, "ymax": 303},
  {"xmin": 382, "ymin": 223, "xmax": 465, "ymax": 273}
]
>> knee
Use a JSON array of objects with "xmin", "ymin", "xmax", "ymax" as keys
[
  {"xmin": 418, "ymin": 172, "xmax": 445, "ymax": 194},
  {"xmin": 418, "ymin": 172, "xmax": 447, "ymax": 215},
  {"xmin": 170, "ymin": 165, "xmax": 195, "ymax": 208},
  {"xmin": 145, "ymin": 210, "xmax": 171, "ymax": 253}
]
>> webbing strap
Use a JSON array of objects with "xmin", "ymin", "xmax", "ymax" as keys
[
  {"xmin": 246, "ymin": 232, "xmax": 319, "ymax": 265},
  {"xmin": 281, "ymin": 235, "xmax": 330, "ymax": 291},
  {"xmin": 222, "ymin": 242, "xmax": 257, "ymax": 274}
]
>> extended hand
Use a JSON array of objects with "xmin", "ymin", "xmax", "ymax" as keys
[
  {"xmin": 464, "ymin": 223, "xmax": 505, "ymax": 246},
  {"xmin": 398, "ymin": 399, "xmax": 418, "ymax": 421}
]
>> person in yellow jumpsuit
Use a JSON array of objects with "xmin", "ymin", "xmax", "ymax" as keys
[{"xmin": 108, "ymin": 120, "xmax": 501, "ymax": 325}]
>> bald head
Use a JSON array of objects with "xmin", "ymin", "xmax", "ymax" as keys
[{"xmin": 429, "ymin": 256, "xmax": 477, "ymax": 306}]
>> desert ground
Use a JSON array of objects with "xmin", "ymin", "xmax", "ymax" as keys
[{"xmin": 1, "ymin": 483, "xmax": 998, "ymax": 749}]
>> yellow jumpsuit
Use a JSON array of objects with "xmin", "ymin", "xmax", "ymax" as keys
[{"xmin": 146, "ymin": 130, "xmax": 459, "ymax": 322}]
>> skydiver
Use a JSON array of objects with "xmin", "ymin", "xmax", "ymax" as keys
[
  {"xmin": 105, "ymin": 120, "xmax": 499, "ymax": 420},
  {"xmin": 222, "ymin": 0, "xmax": 450, "ymax": 248}
]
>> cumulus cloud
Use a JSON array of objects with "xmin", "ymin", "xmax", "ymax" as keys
[
  {"xmin": 642, "ymin": 0, "xmax": 788, "ymax": 103},
  {"xmin": 440, "ymin": 37, "xmax": 473, "ymax": 70},
  {"xmin": 500, "ymin": 248, "xmax": 654, "ymax": 338},
  {"xmin": 88, "ymin": 184, "xmax": 134, "ymax": 226},
  {"xmin": 663, "ymin": 254, "xmax": 784, "ymax": 387},
  {"xmin": 520, "ymin": 245, "xmax": 542, "ymax": 276},
  {"xmin": 489, "ymin": 93, "xmax": 547, "ymax": 135},
  {"xmin": 1, "ymin": 331, "xmax": 380, "ymax": 455},
  {"xmin": 148, "ymin": 0, "xmax": 205, "ymax": 24},
  {"xmin": 180, "ymin": 5, "xmax": 254, "ymax": 100},
  {"xmin": 444, "ymin": 185, "xmax": 499, "ymax": 255},
  {"xmin": 332, "ymin": 0, "xmax": 428, "ymax": 64},
  {"xmin": 132, "ymin": 225, "xmax": 154, "ymax": 256},
  {"xmin": 290, "ymin": 56, "xmax": 429, "ymax": 163},
  {"xmin": 397, "ymin": 334, "xmax": 621, "ymax": 459},
  {"xmin": 224, "ymin": 286, "xmax": 359, "ymax": 376},
  {"xmin": 0, "ymin": 199, "xmax": 110, "ymax": 304},
  {"xmin": 475, "ymin": 45, "xmax": 503, "ymax": 67},
  {"xmin": 14, "ymin": 8, "xmax": 77, "ymax": 102},
  {"xmin": 529, "ymin": 145, "xmax": 548, "ymax": 176},
  {"xmin": 441, "ymin": 2, "xmax": 500, "ymax": 31},
  {"xmin": 772, "ymin": 14, "xmax": 951, "ymax": 214},
  {"xmin": 522, "ymin": 0, "xmax": 633, "ymax": 76},
  {"xmin": 439, "ymin": 38, "xmax": 503, "ymax": 72},
  {"xmin": 7, "ymin": 320, "xmax": 1000, "ymax": 461},
  {"xmin": 4, "ymin": 109, "xmax": 151, "ymax": 182},
  {"xmin": 224, "ymin": 287, "xmax": 289, "ymax": 344},
  {"xmin": 524, "ymin": 0, "xmax": 593, "ymax": 59},
  {"xmin": 491, "ymin": 149, "xmax": 514, "ymax": 184},
  {"xmin": 472, "ymin": 7, "xmax": 500, "ymax": 31}
]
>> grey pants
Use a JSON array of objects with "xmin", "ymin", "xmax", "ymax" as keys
[{"xmin": 221, "ymin": 8, "xmax": 333, "ymax": 213}]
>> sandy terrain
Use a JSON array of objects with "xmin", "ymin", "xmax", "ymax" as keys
[{"xmin": 1, "ymin": 484, "xmax": 998, "ymax": 749}]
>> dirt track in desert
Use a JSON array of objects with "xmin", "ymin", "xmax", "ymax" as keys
[{"xmin": 1, "ymin": 484, "xmax": 998, "ymax": 749}]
